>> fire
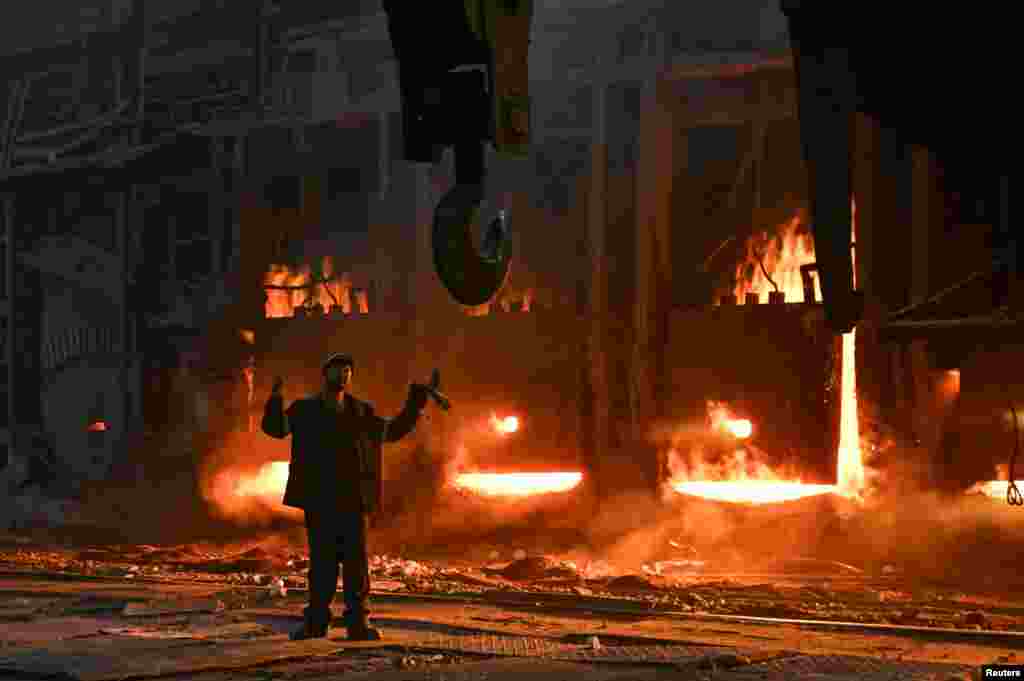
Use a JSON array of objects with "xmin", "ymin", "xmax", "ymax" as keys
[
  {"xmin": 670, "ymin": 445, "xmax": 825, "ymax": 504},
  {"xmin": 235, "ymin": 462, "xmax": 289, "ymax": 499},
  {"xmin": 491, "ymin": 414, "xmax": 520, "ymax": 434},
  {"xmin": 733, "ymin": 213, "xmax": 820, "ymax": 304},
  {"xmin": 452, "ymin": 472, "xmax": 583, "ymax": 497},
  {"xmin": 708, "ymin": 402, "xmax": 753, "ymax": 440},
  {"xmin": 676, "ymin": 203, "xmax": 866, "ymax": 505},
  {"xmin": 264, "ymin": 256, "xmax": 353, "ymax": 318}
]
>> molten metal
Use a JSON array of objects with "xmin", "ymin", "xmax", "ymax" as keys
[
  {"xmin": 232, "ymin": 462, "xmax": 583, "ymax": 502},
  {"xmin": 491, "ymin": 414, "xmax": 520, "ymax": 434},
  {"xmin": 675, "ymin": 205, "xmax": 865, "ymax": 505},
  {"xmin": 836, "ymin": 328, "xmax": 864, "ymax": 497},
  {"xmin": 971, "ymin": 480, "xmax": 1024, "ymax": 499},
  {"xmin": 673, "ymin": 480, "xmax": 836, "ymax": 504},
  {"xmin": 723, "ymin": 418, "xmax": 752, "ymax": 439},
  {"xmin": 452, "ymin": 472, "xmax": 582, "ymax": 497}
]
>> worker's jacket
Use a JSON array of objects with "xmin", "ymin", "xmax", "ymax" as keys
[{"xmin": 261, "ymin": 389, "xmax": 426, "ymax": 514}]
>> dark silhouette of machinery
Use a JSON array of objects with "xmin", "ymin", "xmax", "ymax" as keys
[
  {"xmin": 382, "ymin": 0, "xmax": 532, "ymax": 307},
  {"xmin": 781, "ymin": 1, "xmax": 1016, "ymax": 334},
  {"xmin": 384, "ymin": 2, "xmax": 1015, "ymax": 331}
]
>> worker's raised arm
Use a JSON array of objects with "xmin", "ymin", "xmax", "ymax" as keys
[
  {"xmin": 380, "ymin": 384, "xmax": 430, "ymax": 442},
  {"xmin": 261, "ymin": 377, "xmax": 291, "ymax": 439}
]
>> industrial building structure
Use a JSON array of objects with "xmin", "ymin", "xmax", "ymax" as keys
[{"xmin": 0, "ymin": 1, "xmax": 1014, "ymax": 532}]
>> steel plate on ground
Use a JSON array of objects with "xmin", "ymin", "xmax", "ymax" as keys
[
  {"xmin": 741, "ymin": 653, "xmax": 972, "ymax": 680},
  {"xmin": 401, "ymin": 632, "xmax": 744, "ymax": 664}
]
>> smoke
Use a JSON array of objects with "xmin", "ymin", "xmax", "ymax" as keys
[
  {"xmin": 197, "ymin": 431, "xmax": 303, "ymax": 529},
  {"xmin": 817, "ymin": 486, "xmax": 1024, "ymax": 583},
  {"xmin": 650, "ymin": 410, "xmax": 807, "ymax": 488}
]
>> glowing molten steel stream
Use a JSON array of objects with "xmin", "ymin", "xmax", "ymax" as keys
[{"xmin": 675, "ymin": 204, "xmax": 865, "ymax": 505}]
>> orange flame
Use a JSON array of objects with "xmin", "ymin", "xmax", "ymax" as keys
[
  {"xmin": 490, "ymin": 414, "xmax": 520, "ymax": 435},
  {"xmin": 235, "ymin": 462, "xmax": 289, "ymax": 499},
  {"xmin": 733, "ymin": 213, "xmax": 820, "ymax": 304},
  {"xmin": 677, "ymin": 202, "xmax": 865, "ymax": 505},
  {"xmin": 87, "ymin": 421, "xmax": 107, "ymax": 432},
  {"xmin": 452, "ymin": 472, "xmax": 582, "ymax": 497},
  {"xmin": 264, "ymin": 256, "xmax": 354, "ymax": 318}
]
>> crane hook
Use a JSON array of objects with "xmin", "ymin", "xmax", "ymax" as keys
[
  {"xmin": 433, "ymin": 182, "xmax": 512, "ymax": 306},
  {"xmin": 383, "ymin": 0, "xmax": 532, "ymax": 306}
]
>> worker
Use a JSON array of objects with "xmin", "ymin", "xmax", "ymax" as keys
[{"xmin": 262, "ymin": 353, "xmax": 431, "ymax": 641}]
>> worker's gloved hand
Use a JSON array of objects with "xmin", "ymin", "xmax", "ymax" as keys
[
  {"xmin": 269, "ymin": 376, "xmax": 285, "ymax": 403},
  {"xmin": 408, "ymin": 383, "xmax": 430, "ymax": 411}
]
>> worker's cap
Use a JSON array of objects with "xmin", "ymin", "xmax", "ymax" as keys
[{"xmin": 322, "ymin": 353, "xmax": 355, "ymax": 374}]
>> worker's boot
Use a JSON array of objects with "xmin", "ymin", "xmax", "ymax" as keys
[
  {"xmin": 290, "ymin": 607, "xmax": 330, "ymax": 641},
  {"xmin": 344, "ymin": 611, "xmax": 381, "ymax": 641}
]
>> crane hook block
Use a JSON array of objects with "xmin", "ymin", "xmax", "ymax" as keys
[
  {"xmin": 433, "ymin": 183, "xmax": 512, "ymax": 307},
  {"xmin": 383, "ymin": 1, "xmax": 533, "ymax": 306}
]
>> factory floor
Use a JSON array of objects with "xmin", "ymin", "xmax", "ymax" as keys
[{"xmin": 2, "ymin": 545, "xmax": 1019, "ymax": 681}]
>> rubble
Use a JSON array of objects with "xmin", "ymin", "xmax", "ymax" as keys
[
  {"xmin": 695, "ymin": 652, "xmax": 752, "ymax": 670},
  {"xmin": 483, "ymin": 556, "xmax": 578, "ymax": 581},
  {"xmin": 3, "ymin": 537, "xmax": 1024, "ymax": 634},
  {"xmin": 606, "ymin": 574, "xmax": 668, "ymax": 593}
]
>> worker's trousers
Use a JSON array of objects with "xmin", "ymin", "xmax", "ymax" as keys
[{"xmin": 303, "ymin": 508, "xmax": 371, "ymax": 628}]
